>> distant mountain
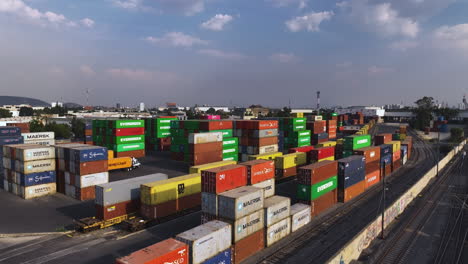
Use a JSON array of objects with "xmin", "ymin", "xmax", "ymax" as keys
[
  {"xmin": 64, "ymin": 102, "xmax": 83, "ymax": 109},
  {"xmin": 0, "ymin": 96, "xmax": 50, "ymax": 107}
]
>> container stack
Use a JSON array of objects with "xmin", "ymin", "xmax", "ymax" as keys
[
  {"xmin": 307, "ymin": 120, "xmax": 328, "ymax": 146},
  {"xmin": 401, "ymin": 136, "xmax": 413, "ymax": 162},
  {"xmin": 6, "ymin": 123, "xmax": 30, "ymax": 133},
  {"xmin": 240, "ymin": 159, "xmax": 276, "ymax": 198},
  {"xmin": 116, "ymin": 238, "xmax": 189, "ymax": 264},
  {"xmin": 309, "ymin": 146, "xmax": 335, "ymax": 163},
  {"xmin": 2, "ymin": 144, "xmax": 56, "ymax": 199},
  {"xmin": 389, "ymin": 140, "xmax": 402, "ymax": 171},
  {"xmin": 56, "ymin": 144, "xmax": 109, "ymax": 200},
  {"xmin": 189, "ymin": 160, "xmax": 237, "ymax": 174},
  {"xmin": 327, "ymin": 119, "xmax": 337, "ymax": 140},
  {"xmin": 297, "ymin": 160, "xmax": 338, "ymax": 216},
  {"xmin": 22, "ymin": 132, "xmax": 55, "ymax": 146},
  {"xmin": 84, "ymin": 122, "xmax": 93, "ymax": 145},
  {"xmin": 140, "ymin": 174, "xmax": 201, "ymax": 219},
  {"xmin": 234, "ymin": 120, "xmax": 280, "ymax": 162},
  {"xmin": 0, "ymin": 126, "xmax": 23, "ymax": 189},
  {"xmin": 199, "ymin": 120, "xmax": 236, "ymax": 162},
  {"xmin": 338, "ymin": 114, "xmax": 349, "ymax": 128},
  {"xmin": 277, "ymin": 117, "xmax": 310, "ymax": 152},
  {"xmin": 145, "ymin": 116, "xmax": 177, "ymax": 151},
  {"xmin": 353, "ymin": 146, "xmax": 381, "ymax": 189},
  {"xmin": 374, "ymin": 133, "xmax": 392, "ymax": 146},
  {"xmin": 380, "ymin": 144, "xmax": 392, "ymax": 177},
  {"xmin": 93, "ymin": 119, "xmax": 145, "ymax": 158},
  {"xmin": 342, "ymin": 134, "xmax": 371, "ymax": 158},
  {"xmin": 274, "ymin": 152, "xmax": 307, "ymax": 179},
  {"xmin": 337, "ymin": 156, "xmax": 366, "ymax": 203}
]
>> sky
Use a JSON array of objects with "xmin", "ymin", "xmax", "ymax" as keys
[{"xmin": 0, "ymin": 0, "xmax": 468, "ymax": 108}]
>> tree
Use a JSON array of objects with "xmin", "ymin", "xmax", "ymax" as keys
[
  {"xmin": 0, "ymin": 109, "xmax": 12, "ymax": 118},
  {"xmin": 434, "ymin": 108, "xmax": 459, "ymax": 120},
  {"xmin": 44, "ymin": 122, "xmax": 71, "ymax": 139},
  {"xmin": 29, "ymin": 119, "xmax": 45, "ymax": 132},
  {"xmin": 71, "ymin": 117, "xmax": 85, "ymax": 139},
  {"xmin": 19, "ymin": 107, "xmax": 34, "ymax": 116},
  {"xmin": 206, "ymin": 107, "xmax": 216, "ymax": 114},
  {"xmin": 412, "ymin": 97, "xmax": 435, "ymax": 130},
  {"xmin": 275, "ymin": 107, "xmax": 291, "ymax": 117},
  {"xmin": 215, "ymin": 110, "xmax": 229, "ymax": 119},
  {"xmin": 450, "ymin": 128, "xmax": 464, "ymax": 143}
]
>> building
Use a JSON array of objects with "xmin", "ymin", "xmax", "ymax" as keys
[
  {"xmin": 193, "ymin": 106, "xmax": 230, "ymax": 113},
  {"xmin": 139, "ymin": 102, "xmax": 145, "ymax": 112},
  {"xmin": 51, "ymin": 102, "xmax": 63, "ymax": 107},
  {"xmin": 0, "ymin": 104, "xmax": 45, "ymax": 117},
  {"xmin": 335, "ymin": 106, "xmax": 385, "ymax": 117}
]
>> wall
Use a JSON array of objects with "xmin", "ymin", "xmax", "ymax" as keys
[{"xmin": 326, "ymin": 140, "xmax": 467, "ymax": 264}]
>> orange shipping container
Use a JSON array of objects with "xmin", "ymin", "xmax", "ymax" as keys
[
  {"xmin": 338, "ymin": 180, "xmax": 365, "ymax": 203},
  {"xmin": 108, "ymin": 157, "xmax": 132, "ymax": 171},
  {"xmin": 115, "ymin": 238, "xmax": 188, "ymax": 264},
  {"xmin": 365, "ymin": 170, "xmax": 380, "ymax": 189}
]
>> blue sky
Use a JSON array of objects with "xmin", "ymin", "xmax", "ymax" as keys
[{"xmin": 0, "ymin": 0, "xmax": 467, "ymax": 108}]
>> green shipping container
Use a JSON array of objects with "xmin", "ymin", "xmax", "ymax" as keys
[
  {"xmin": 283, "ymin": 124, "xmax": 306, "ymax": 131},
  {"xmin": 223, "ymin": 153, "xmax": 238, "ymax": 161},
  {"xmin": 170, "ymin": 120, "xmax": 180, "ymax": 129},
  {"xmin": 112, "ymin": 120, "xmax": 145, "ymax": 128},
  {"xmin": 183, "ymin": 120, "xmax": 200, "ymax": 129},
  {"xmin": 295, "ymin": 130, "xmax": 311, "ymax": 137},
  {"xmin": 223, "ymin": 137, "xmax": 238, "ymax": 148},
  {"xmin": 207, "ymin": 129, "xmax": 233, "ymax": 138},
  {"xmin": 297, "ymin": 176, "xmax": 337, "ymax": 201},
  {"xmin": 342, "ymin": 150, "xmax": 353, "ymax": 158},
  {"xmin": 156, "ymin": 124, "xmax": 172, "ymax": 131},
  {"xmin": 297, "ymin": 142, "xmax": 311, "ymax": 147},
  {"xmin": 115, "ymin": 135, "xmax": 145, "ymax": 144},
  {"xmin": 222, "ymin": 147, "xmax": 238, "ymax": 155},
  {"xmin": 113, "ymin": 142, "xmax": 145, "ymax": 152},
  {"xmin": 343, "ymin": 135, "xmax": 371, "ymax": 150},
  {"xmin": 156, "ymin": 130, "xmax": 171, "ymax": 138}
]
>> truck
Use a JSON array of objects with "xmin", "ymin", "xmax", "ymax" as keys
[{"xmin": 107, "ymin": 150, "xmax": 141, "ymax": 171}]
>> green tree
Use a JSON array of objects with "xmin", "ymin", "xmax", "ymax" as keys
[
  {"xmin": 434, "ymin": 108, "xmax": 459, "ymax": 120},
  {"xmin": 44, "ymin": 122, "xmax": 71, "ymax": 139},
  {"xmin": 412, "ymin": 97, "xmax": 435, "ymax": 130},
  {"xmin": 450, "ymin": 128, "xmax": 464, "ymax": 143},
  {"xmin": 71, "ymin": 117, "xmax": 85, "ymax": 139},
  {"xmin": 0, "ymin": 109, "xmax": 12, "ymax": 118},
  {"xmin": 29, "ymin": 119, "xmax": 45, "ymax": 132},
  {"xmin": 19, "ymin": 107, "xmax": 34, "ymax": 116},
  {"xmin": 275, "ymin": 107, "xmax": 291, "ymax": 117},
  {"xmin": 215, "ymin": 110, "xmax": 229, "ymax": 119},
  {"xmin": 206, "ymin": 107, "xmax": 216, "ymax": 114}
]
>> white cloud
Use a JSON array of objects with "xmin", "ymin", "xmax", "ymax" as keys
[
  {"xmin": 338, "ymin": 1, "xmax": 419, "ymax": 38},
  {"xmin": 106, "ymin": 68, "xmax": 179, "ymax": 83},
  {"xmin": 389, "ymin": 40, "xmax": 419, "ymax": 51},
  {"xmin": 433, "ymin": 24, "xmax": 468, "ymax": 51},
  {"xmin": 197, "ymin": 49, "xmax": 246, "ymax": 60},
  {"xmin": 112, "ymin": 0, "xmax": 142, "ymax": 9},
  {"xmin": 201, "ymin": 14, "xmax": 233, "ymax": 31},
  {"xmin": 368, "ymin": 66, "xmax": 394, "ymax": 74},
  {"xmin": 145, "ymin": 32, "xmax": 208, "ymax": 47},
  {"xmin": 269, "ymin": 53, "xmax": 299, "ymax": 63},
  {"xmin": 80, "ymin": 18, "xmax": 95, "ymax": 28},
  {"xmin": 111, "ymin": 0, "xmax": 206, "ymax": 15},
  {"xmin": 0, "ymin": 0, "xmax": 94, "ymax": 28},
  {"xmin": 285, "ymin": 11, "xmax": 333, "ymax": 32},
  {"xmin": 80, "ymin": 65, "xmax": 95, "ymax": 76},
  {"xmin": 267, "ymin": 0, "xmax": 309, "ymax": 9}
]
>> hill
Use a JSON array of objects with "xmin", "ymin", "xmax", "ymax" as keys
[{"xmin": 0, "ymin": 96, "xmax": 50, "ymax": 107}]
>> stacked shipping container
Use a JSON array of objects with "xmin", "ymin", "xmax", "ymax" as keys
[
  {"xmin": 353, "ymin": 146, "xmax": 381, "ymax": 189},
  {"xmin": 0, "ymin": 127, "xmax": 23, "ymax": 189},
  {"xmin": 84, "ymin": 122, "xmax": 93, "ymax": 145},
  {"xmin": 337, "ymin": 156, "xmax": 366, "ymax": 202},
  {"xmin": 145, "ymin": 116, "xmax": 177, "ymax": 151},
  {"xmin": 234, "ymin": 120, "xmax": 280, "ymax": 162},
  {"xmin": 93, "ymin": 120, "xmax": 145, "ymax": 158},
  {"xmin": 307, "ymin": 120, "xmax": 328, "ymax": 146},
  {"xmin": 277, "ymin": 117, "xmax": 310, "ymax": 151},
  {"xmin": 22, "ymin": 132, "xmax": 55, "ymax": 146},
  {"xmin": 342, "ymin": 134, "xmax": 371, "ymax": 158},
  {"xmin": 274, "ymin": 152, "xmax": 307, "ymax": 179}
]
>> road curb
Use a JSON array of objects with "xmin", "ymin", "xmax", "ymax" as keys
[{"xmin": 0, "ymin": 231, "xmax": 74, "ymax": 238}]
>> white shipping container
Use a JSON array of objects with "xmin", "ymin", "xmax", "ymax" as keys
[
  {"xmin": 247, "ymin": 145, "xmax": 278, "ymax": 155},
  {"xmin": 290, "ymin": 203, "xmax": 311, "ymax": 232},
  {"xmin": 252, "ymin": 179, "xmax": 275, "ymax": 198},
  {"xmin": 19, "ymin": 183, "xmax": 56, "ymax": 199},
  {"xmin": 201, "ymin": 192, "xmax": 217, "ymax": 215},
  {"xmin": 264, "ymin": 196, "xmax": 291, "ymax": 227},
  {"xmin": 15, "ymin": 159, "xmax": 56, "ymax": 174},
  {"xmin": 221, "ymin": 209, "xmax": 264, "ymax": 242},
  {"xmin": 15, "ymin": 145, "xmax": 55, "ymax": 161},
  {"xmin": 22, "ymin": 132, "xmax": 55, "ymax": 141},
  {"xmin": 188, "ymin": 132, "xmax": 223, "ymax": 144},
  {"xmin": 74, "ymin": 172, "xmax": 109, "ymax": 188},
  {"xmin": 176, "ymin": 220, "xmax": 232, "ymax": 264},
  {"xmin": 25, "ymin": 139, "xmax": 56, "ymax": 146},
  {"xmin": 218, "ymin": 186, "xmax": 264, "ymax": 220},
  {"xmin": 266, "ymin": 217, "xmax": 291, "ymax": 247}
]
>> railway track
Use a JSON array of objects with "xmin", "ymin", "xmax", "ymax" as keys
[
  {"xmin": 246, "ymin": 126, "xmax": 437, "ymax": 264},
  {"xmin": 371, "ymin": 145, "xmax": 466, "ymax": 264}
]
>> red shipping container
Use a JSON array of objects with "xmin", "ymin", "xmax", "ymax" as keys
[
  {"xmin": 297, "ymin": 160, "xmax": 338, "ymax": 185},
  {"xmin": 75, "ymin": 186, "xmax": 96, "ymax": 201},
  {"xmin": 201, "ymin": 165, "xmax": 247, "ymax": 194},
  {"xmin": 326, "ymin": 120, "xmax": 337, "ymax": 130},
  {"xmin": 374, "ymin": 134, "xmax": 392, "ymax": 145},
  {"xmin": 242, "ymin": 136, "xmax": 278, "ymax": 147},
  {"xmin": 365, "ymin": 170, "xmax": 380, "ymax": 189},
  {"xmin": 306, "ymin": 121, "xmax": 326, "ymax": 134},
  {"xmin": 365, "ymin": 160, "xmax": 380, "ymax": 175},
  {"xmin": 353, "ymin": 146, "xmax": 381, "ymax": 163},
  {"xmin": 178, "ymin": 193, "xmax": 201, "ymax": 211},
  {"xmin": 288, "ymin": 145, "xmax": 314, "ymax": 153},
  {"xmin": 113, "ymin": 127, "xmax": 145, "ymax": 136},
  {"xmin": 234, "ymin": 120, "xmax": 247, "ymax": 130},
  {"xmin": 188, "ymin": 151, "xmax": 223, "ymax": 166},
  {"xmin": 233, "ymin": 229, "xmax": 265, "ymax": 264},
  {"xmin": 199, "ymin": 120, "xmax": 233, "ymax": 131},
  {"xmin": 189, "ymin": 142, "xmax": 223, "ymax": 154},
  {"xmin": 115, "ymin": 238, "xmax": 188, "ymax": 264},
  {"xmin": 381, "ymin": 164, "xmax": 392, "ymax": 177},
  {"xmin": 300, "ymin": 188, "xmax": 337, "ymax": 217},
  {"xmin": 246, "ymin": 120, "xmax": 278, "ymax": 130},
  {"xmin": 392, "ymin": 159, "xmax": 401, "ymax": 171},
  {"xmin": 275, "ymin": 167, "xmax": 297, "ymax": 179},
  {"xmin": 392, "ymin": 150, "xmax": 401, "ymax": 162},
  {"xmin": 338, "ymin": 180, "xmax": 365, "ymax": 203},
  {"xmin": 96, "ymin": 200, "xmax": 139, "ymax": 220},
  {"xmin": 309, "ymin": 147, "xmax": 335, "ymax": 161},
  {"xmin": 240, "ymin": 160, "xmax": 275, "ymax": 184},
  {"xmin": 140, "ymin": 200, "xmax": 178, "ymax": 219},
  {"xmin": 72, "ymin": 160, "xmax": 108, "ymax": 176}
]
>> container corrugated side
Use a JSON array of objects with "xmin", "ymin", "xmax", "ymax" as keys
[
  {"xmin": 19, "ymin": 183, "xmax": 56, "ymax": 199},
  {"xmin": 218, "ymin": 186, "xmax": 264, "ymax": 220},
  {"xmin": 15, "ymin": 146, "xmax": 55, "ymax": 161},
  {"xmin": 221, "ymin": 210, "xmax": 264, "ymax": 243},
  {"xmin": 189, "ymin": 160, "xmax": 237, "ymax": 174},
  {"xmin": 188, "ymin": 132, "xmax": 223, "ymax": 144},
  {"xmin": 115, "ymin": 238, "xmax": 188, "ymax": 264},
  {"xmin": 265, "ymin": 217, "xmax": 291, "ymax": 247},
  {"xmin": 175, "ymin": 220, "xmax": 232, "ymax": 264},
  {"xmin": 252, "ymin": 179, "xmax": 275, "ymax": 198},
  {"xmin": 74, "ymin": 172, "xmax": 109, "ymax": 188},
  {"xmin": 264, "ymin": 196, "xmax": 291, "ymax": 227},
  {"xmin": 15, "ymin": 159, "xmax": 56, "ymax": 174},
  {"xmin": 201, "ymin": 192, "xmax": 217, "ymax": 215},
  {"xmin": 22, "ymin": 132, "xmax": 54, "ymax": 141},
  {"xmin": 290, "ymin": 203, "xmax": 311, "ymax": 232},
  {"xmin": 141, "ymin": 174, "xmax": 200, "ymax": 205}
]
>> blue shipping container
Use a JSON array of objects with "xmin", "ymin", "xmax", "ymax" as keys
[
  {"xmin": 72, "ymin": 146, "xmax": 108, "ymax": 162},
  {"xmin": 312, "ymin": 133, "xmax": 328, "ymax": 140},
  {"xmin": 0, "ymin": 127, "xmax": 21, "ymax": 137},
  {"xmin": 381, "ymin": 154, "xmax": 392, "ymax": 166},
  {"xmin": 338, "ymin": 155, "xmax": 366, "ymax": 189},
  {"xmin": 85, "ymin": 123, "xmax": 93, "ymax": 129},
  {"xmin": 202, "ymin": 248, "xmax": 232, "ymax": 264},
  {"xmin": 0, "ymin": 136, "xmax": 24, "ymax": 145},
  {"xmin": 18, "ymin": 171, "xmax": 56, "ymax": 186},
  {"xmin": 380, "ymin": 144, "xmax": 392, "ymax": 155}
]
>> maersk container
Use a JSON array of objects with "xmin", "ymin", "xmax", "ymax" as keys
[
  {"xmin": 252, "ymin": 178, "xmax": 275, "ymax": 198},
  {"xmin": 218, "ymin": 186, "xmax": 264, "ymax": 220},
  {"xmin": 22, "ymin": 132, "xmax": 54, "ymax": 141},
  {"xmin": 0, "ymin": 126, "xmax": 21, "ymax": 136},
  {"xmin": 74, "ymin": 172, "xmax": 109, "ymax": 188},
  {"xmin": 14, "ymin": 145, "xmax": 55, "ymax": 161},
  {"xmin": 95, "ymin": 173, "xmax": 168, "ymax": 206},
  {"xmin": 203, "ymin": 247, "xmax": 232, "ymax": 264},
  {"xmin": 19, "ymin": 182, "xmax": 56, "ymax": 199},
  {"xmin": 222, "ymin": 210, "xmax": 264, "ymax": 242},
  {"xmin": 188, "ymin": 132, "xmax": 223, "ymax": 144},
  {"xmin": 70, "ymin": 146, "xmax": 108, "ymax": 162},
  {"xmin": 265, "ymin": 217, "xmax": 291, "ymax": 247},
  {"xmin": 28, "ymin": 139, "xmax": 55, "ymax": 146},
  {"xmin": 290, "ymin": 203, "xmax": 311, "ymax": 232},
  {"xmin": 202, "ymin": 192, "xmax": 218, "ymax": 215},
  {"xmin": 15, "ymin": 159, "xmax": 56, "ymax": 174},
  {"xmin": 15, "ymin": 171, "xmax": 56, "ymax": 187},
  {"xmin": 176, "ymin": 220, "xmax": 232, "ymax": 264},
  {"xmin": 263, "ymin": 196, "xmax": 291, "ymax": 227},
  {"xmin": 338, "ymin": 156, "xmax": 365, "ymax": 189}
]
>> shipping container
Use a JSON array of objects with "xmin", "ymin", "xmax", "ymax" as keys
[
  {"xmin": 107, "ymin": 157, "xmax": 132, "ymax": 171},
  {"xmin": 240, "ymin": 160, "xmax": 275, "ymax": 185},
  {"xmin": 297, "ymin": 176, "xmax": 337, "ymax": 201},
  {"xmin": 201, "ymin": 165, "xmax": 247, "ymax": 194},
  {"xmin": 374, "ymin": 134, "xmax": 392, "ymax": 145},
  {"xmin": 221, "ymin": 210, "xmax": 264, "ymax": 243},
  {"xmin": 110, "ymin": 120, "xmax": 145, "ymax": 129},
  {"xmin": 178, "ymin": 192, "xmax": 201, "ymax": 211},
  {"xmin": 22, "ymin": 132, "xmax": 54, "ymax": 141},
  {"xmin": 343, "ymin": 135, "xmax": 371, "ymax": 150},
  {"xmin": 338, "ymin": 180, "xmax": 365, "ymax": 203},
  {"xmin": 199, "ymin": 120, "xmax": 233, "ymax": 131},
  {"xmin": 232, "ymin": 229, "xmax": 264, "ymax": 264},
  {"xmin": 203, "ymin": 248, "xmax": 232, "ymax": 264},
  {"xmin": 365, "ymin": 170, "xmax": 380, "ymax": 189},
  {"xmin": 290, "ymin": 203, "xmax": 311, "ymax": 232},
  {"xmin": 188, "ymin": 151, "xmax": 223, "ymax": 166},
  {"xmin": 218, "ymin": 186, "xmax": 264, "ymax": 220},
  {"xmin": 353, "ymin": 146, "xmax": 381, "ymax": 163},
  {"xmin": 19, "ymin": 182, "xmax": 56, "ymax": 199},
  {"xmin": 70, "ymin": 146, "xmax": 108, "ymax": 162},
  {"xmin": 115, "ymin": 238, "xmax": 188, "ymax": 264},
  {"xmin": 249, "ymin": 129, "xmax": 279, "ymax": 138},
  {"xmin": 263, "ymin": 196, "xmax": 291, "ymax": 227},
  {"xmin": 141, "ymin": 174, "xmax": 201, "ymax": 205},
  {"xmin": 190, "ymin": 161, "xmax": 238, "ymax": 174},
  {"xmin": 265, "ymin": 217, "xmax": 290, "ymax": 247},
  {"xmin": 140, "ymin": 200, "xmax": 177, "ymax": 219},
  {"xmin": 275, "ymin": 167, "xmax": 297, "ymax": 179},
  {"xmin": 252, "ymin": 179, "xmax": 275, "ymax": 198},
  {"xmin": 113, "ymin": 127, "xmax": 145, "ymax": 137},
  {"xmin": 388, "ymin": 141, "xmax": 401, "ymax": 153},
  {"xmin": 300, "ymin": 188, "xmax": 337, "ymax": 217},
  {"xmin": 275, "ymin": 152, "xmax": 307, "ymax": 169},
  {"xmin": 248, "ymin": 152, "xmax": 282, "ymax": 161},
  {"xmin": 309, "ymin": 147, "xmax": 335, "ymax": 162},
  {"xmin": 175, "ymin": 220, "xmax": 232, "ymax": 264},
  {"xmin": 14, "ymin": 170, "xmax": 56, "ymax": 187},
  {"xmin": 189, "ymin": 142, "xmax": 223, "ymax": 154},
  {"xmin": 0, "ymin": 126, "xmax": 21, "ymax": 136},
  {"xmin": 202, "ymin": 192, "xmax": 218, "ymax": 215},
  {"xmin": 288, "ymin": 145, "xmax": 314, "ymax": 153},
  {"xmin": 96, "ymin": 200, "xmax": 139, "ymax": 221},
  {"xmin": 69, "ymin": 159, "xmax": 108, "ymax": 176},
  {"xmin": 15, "ymin": 159, "xmax": 55, "ymax": 174},
  {"xmin": 188, "ymin": 132, "xmax": 223, "ymax": 144},
  {"xmin": 7, "ymin": 145, "xmax": 55, "ymax": 161},
  {"xmin": 246, "ymin": 144, "xmax": 278, "ymax": 155},
  {"xmin": 337, "ymin": 156, "xmax": 365, "ymax": 189},
  {"xmin": 297, "ymin": 160, "xmax": 337, "ymax": 185}
]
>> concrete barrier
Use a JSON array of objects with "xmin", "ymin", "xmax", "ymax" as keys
[{"xmin": 326, "ymin": 140, "xmax": 467, "ymax": 264}]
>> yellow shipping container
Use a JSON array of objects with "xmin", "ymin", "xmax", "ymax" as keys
[
  {"xmin": 249, "ymin": 152, "xmax": 283, "ymax": 161},
  {"xmin": 189, "ymin": 160, "xmax": 237, "ymax": 174},
  {"xmin": 337, "ymin": 138, "xmax": 344, "ymax": 144},
  {"xmin": 108, "ymin": 157, "xmax": 132, "ymax": 171},
  {"xmin": 291, "ymin": 112, "xmax": 304, "ymax": 118},
  {"xmin": 141, "ymin": 174, "xmax": 201, "ymax": 205},
  {"xmin": 316, "ymin": 141, "xmax": 337, "ymax": 148},
  {"xmin": 389, "ymin": 141, "xmax": 401, "ymax": 153},
  {"xmin": 108, "ymin": 150, "xmax": 114, "ymax": 159},
  {"xmin": 318, "ymin": 156, "xmax": 335, "ymax": 162},
  {"xmin": 275, "ymin": 152, "xmax": 307, "ymax": 169}
]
